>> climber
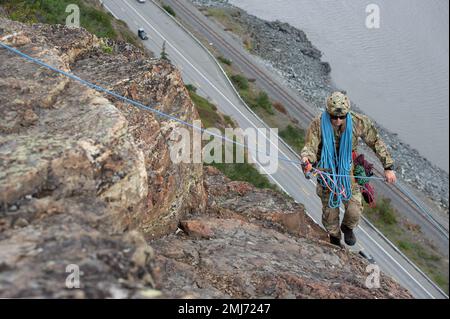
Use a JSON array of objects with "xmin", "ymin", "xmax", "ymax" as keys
[{"xmin": 300, "ymin": 91, "xmax": 396, "ymax": 247}]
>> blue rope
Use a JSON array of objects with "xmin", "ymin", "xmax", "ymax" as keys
[
  {"xmin": 0, "ymin": 40, "xmax": 298, "ymax": 165},
  {"xmin": 1, "ymin": 39, "xmax": 445, "ymax": 232},
  {"xmin": 0, "ymin": 41, "xmax": 393, "ymax": 181},
  {"xmin": 0, "ymin": 41, "xmax": 390, "ymax": 179},
  {"xmin": 315, "ymin": 169, "xmax": 384, "ymax": 181},
  {"xmin": 317, "ymin": 111, "xmax": 353, "ymax": 208},
  {"xmin": 0, "ymin": 40, "xmax": 393, "ymax": 181}
]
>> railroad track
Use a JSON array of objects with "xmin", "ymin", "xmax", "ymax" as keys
[
  {"xmin": 171, "ymin": 0, "xmax": 449, "ymax": 238},
  {"xmin": 172, "ymin": 0, "xmax": 316, "ymax": 121}
]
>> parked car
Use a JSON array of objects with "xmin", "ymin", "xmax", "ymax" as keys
[
  {"xmin": 137, "ymin": 0, "xmax": 146, "ymax": 3},
  {"xmin": 138, "ymin": 28, "xmax": 148, "ymax": 40}
]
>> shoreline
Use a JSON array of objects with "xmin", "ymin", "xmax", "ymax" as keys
[{"xmin": 191, "ymin": 0, "xmax": 449, "ymax": 214}]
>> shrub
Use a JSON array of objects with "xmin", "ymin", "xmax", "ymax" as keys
[
  {"xmin": 279, "ymin": 125, "xmax": 305, "ymax": 152},
  {"xmin": 256, "ymin": 91, "xmax": 274, "ymax": 114},
  {"xmin": 185, "ymin": 84, "xmax": 197, "ymax": 93},
  {"xmin": 101, "ymin": 44, "xmax": 113, "ymax": 54},
  {"xmin": 376, "ymin": 198, "xmax": 398, "ymax": 225},
  {"xmin": 230, "ymin": 74, "xmax": 249, "ymax": 91},
  {"xmin": 217, "ymin": 56, "xmax": 232, "ymax": 65},
  {"xmin": 162, "ymin": 4, "xmax": 176, "ymax": 17}
]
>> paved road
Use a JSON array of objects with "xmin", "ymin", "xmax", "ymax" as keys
[
  {"xmin": 160, "ymin": 0, "xmax": 450, "ymax": 255},
  {"xmin": 101, "ymin": 0, "xmax": 448, "ymax": 299},
  {"xmin": 162, "ymin": 0, "xmax": 450, "ymax": 257}
]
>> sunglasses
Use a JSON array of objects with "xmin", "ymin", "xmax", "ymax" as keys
[{"xmin": 330, "ymin": 114, "xmax": 347, "ymax": 120}]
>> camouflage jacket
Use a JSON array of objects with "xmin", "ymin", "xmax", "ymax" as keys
[{"xmin": 300, "ymin": 111, "xmax": 394, "ymax": 170}]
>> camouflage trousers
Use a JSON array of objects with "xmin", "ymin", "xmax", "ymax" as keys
[{"xmin": 316, "ymin": 182, "xmax": 363, "ymax": 238}]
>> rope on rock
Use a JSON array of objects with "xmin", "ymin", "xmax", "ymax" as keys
[{"xmin": 2, "ymin": 40, "xmax": 445, "ymax": 234}]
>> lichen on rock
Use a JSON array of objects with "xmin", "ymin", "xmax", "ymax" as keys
[{"xmin": 0, "ymin": 18, "xmax": 412, "ymax": 299}]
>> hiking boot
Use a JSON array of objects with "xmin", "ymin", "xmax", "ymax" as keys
[
  {"xmin": 341, "ymin": 224, "xmax": 356, "ymax": 246},
  {"xmin": 329, "ymin": 235, "xmax": 342, "ymax": 247}
]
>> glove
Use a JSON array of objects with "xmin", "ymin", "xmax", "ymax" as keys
[{"xmin": 301, "ymin": 157, "xmax": 312, "ymax": 177}]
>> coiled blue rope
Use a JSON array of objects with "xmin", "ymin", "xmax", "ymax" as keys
[{"xmin": 317, "ymin": 111, "xmax": 353, "ymax": 208}]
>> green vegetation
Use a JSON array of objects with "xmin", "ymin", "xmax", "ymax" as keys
[
  {"xmin": 243, "ymin": 38, "xmax": 253, "ymax": 51},
  {"xmin": 2, "ymin": 0, "xmax": 115, "ymax": 37},
  {"xmin": 230, "ymin": 74, "xmax": 274, "ymax": 114},
  {"xmin": 230, "ymin": 74, "xmax": 249, "ymax": 90},
  {"xmin": 197, "ymin": 2, "xmax": 449, "ymax": 294},
  {"xmin": 228, "ymin": 70, "xmax": 305, "ymax": 155},
  {"xmin": 364, "ymin": 197, "xmax": 448, "ymax": 294},
  {"xmin": 200, "ymin": 5, "xmax": 305, "ymax": 159},
  {"xmin": 204, "ymin": 8, "xmax": 228, "ymax": 21},
  {"xmin": 185, "ymin": 84, "xmax": 197, "ymax": 93},
  {"xmin": 186, "ymin": 85, "xmax": 275, "ymax": 190},
  {"xmin": 364, "ymin": 197, "xmax": 398, "ymax": 226},
  {"xmin": 217, "ymin": 56, "xmax": 232, "ymax": 65},
  {"xmin": 186, "ymin": 86, "xmax": 220, "ymax": 129},
  {"xmin": 279, "ymin": 125, "xmax": 305, "ymax": 153},
  {"xmin": 162, "ymin": 4, "xmax": 176, "ymax": 17},
  {"xmin": 240, "ymin": 90, "xmax": 274, "ymax": 114},
  {"xmin": 208, "ymin": 135, "xmax": 276, "ymax": 190},
  {"xmin": 0, "ymin": 0, "xmax": 142, "ymax": 47},
  {"xmin": 211, "ymin": 161, "xmax": 275, "ymax": 190},
  {"xmin": 255, "ymin": 92, "xmax": 273, "ymax": 114},
  {"xmin": 101, "ymin": 43, "xmax": 113, "ymax": 54},
  {"xmin": 397, "ymin": 241, "xmax": 441, "ymax": 262},
  {"xmin": 204, "ymin": 7, "xmax": 253, "ymax": 52},
  {"xmin": 223, "ymin": 114, "xmax": 234, "ymax": 127}
]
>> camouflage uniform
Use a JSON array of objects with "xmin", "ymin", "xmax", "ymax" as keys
[{"xmin": 301, "ymin": 93, "xmax": 394, "ymax": 239}]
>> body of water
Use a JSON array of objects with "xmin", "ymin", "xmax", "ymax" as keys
[{"xmin": 228, "ymin": 0, "xmax": 449, "ymax": 172}]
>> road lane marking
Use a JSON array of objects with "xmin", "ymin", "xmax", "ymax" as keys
[
  {"xmin": 121, "ymin": 0, "xmax": 304, "ymax": 175},
  {"xmin": 357, "ymin": 225, "xmax": 434, "ymax": 298},
  {"xmin": 101, "ymin": 1, "xmax": 120, "ymax": 19},
  {"xmin": 106, "ymin": 0, "xmax": 439, "ymax": 298}
]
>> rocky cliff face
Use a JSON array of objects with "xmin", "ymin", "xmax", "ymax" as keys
[
  {"xmin": 0, "ymin": 19, "xmax": 411, "ymax": 298},
  {"xmin": 152, "ymin": 166, "xmax": 411, "ymax": 299}
]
